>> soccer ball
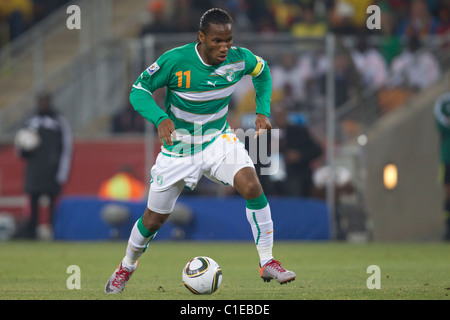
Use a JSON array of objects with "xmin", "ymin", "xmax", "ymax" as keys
[
  {"xmin": 14, "ymin": 128, "xmax": 41, "ymax": 151},
  {"xmin": 182, "ymin": 256, "xmax": 222, "ymax": 295}
]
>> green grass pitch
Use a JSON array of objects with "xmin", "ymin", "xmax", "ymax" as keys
[{"xmin": 0, "ymin": 241, "xmax": 449, "ymax": 300}]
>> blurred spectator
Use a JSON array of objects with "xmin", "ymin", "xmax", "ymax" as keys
[
  {"xmin": 311, "ymin": 164, "xmax": 355, "ymax": 240},
  {"xmin": 254, "ymin": 12, "xmax": 279, "ymax": 33},
  {"xmin": 378, "ymin": 2, "xmax": 403, "ymax": 66},
  {"xmin": 351, "ymin": 33, "xmax": 388, "ymax": 91},
  {"xmin": 169, "ymin": 0, "xmax": 205, "ymax": 33},
  {"xmin": 389, "ymin": 34, "xmax": 441, "ymax": 91},
  {"xmin": 312, "ymin": 165, "xmax": 355, "ymax": 199},
  {"xmin": 0, "ymin": 0, "xmax": 71, "ymax": 46},
  {"xmin": 436, "ymin": 0, "xmax": 450, "ymax": 35},
  {"xmin": 0, "ymin": 0, "xmax": 33, "ymax": 41},
  {"xmin": 383, "ymin": 0, "xmax": 409, "ymax": 16},
  {"xmin": 328, "ymin": 0, "xmax": 358, "ymax": 34},
  {"xmin": 396, "ymin": 0, "xmax": 440, "ymax": 39},
  {"xmin": 377, "ymin": 34, "xmax": 440, "ymax": 113},
  {"xmin": 268, "ymin": 0, "xmax": 302, "ymax": 32},
  {"xmin": 433, "ymin": 90, "xmax": 450, "ymax": 241},
  {"xmin": 271, "ymin": 52, "xmax": 314, "ymax": 111},
  {"xmin": 141, "ymin": 0, "xmax": 209, "ymax": 34},
  {"xmin": 241, "ymin": 0, "xmax": 276, "ymax": 32},
  {"xmin": 341, "ymin": 0, "xmax": 375, "ymax": 31},
  {"xmin": 189, "ymin": 0, "xmax": 215, "ymax": 12},
  {"xmin": 112, "ymin": 105, "xmax": 146, "ymax": 134},
  {"xmin": 98, "ymin": 165, "xmax": 147, "ymax": 201},
  {"xmin": 277, "ymin": 83, "xmax": 302, "ymax": 112},
  {"xmin": 32, "ymin": 0, "xmax": 70, "ymax": 24},
  {"xmin": 140, "ymin": 0, "xmax": 174, "ymax": 36},
  {"xmin": 16, "ymin": 92, "xmax": 73, "ymax": 239},
  {"xmin": 291, "ymin": 4, "xmax": 328, "ymax": 37},
  {"xmin": 318, "ymin": 51, "xmax": 356, "ymax": 108},
  {"xmin": 235, "ymin": 54, "xmax": 312, "ymax": 116},
  {"xmin": 260, "ymin": 106, "xmax": 323, "ymax": 197}
]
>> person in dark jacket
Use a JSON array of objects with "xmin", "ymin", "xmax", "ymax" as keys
[
  {"xmin": 260, "ymin": 106, "xmax": 323, "ymax": 197},
  {"xmin": 17, "ymin": 93, "xmax": 73, "ymax": 239},
  {"xmin": 434, "ymin": 91, "xmax": 450, "ymax": 241}
]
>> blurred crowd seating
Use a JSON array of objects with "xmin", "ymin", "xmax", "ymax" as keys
[
  {"xmin": 2, "ymin": 0, "xmax": 449, "ymax": 200},
  {"xmin": 132, "ymin": 0, "xmax": 448, "ymax": 125},
  {"xmin": 0, "ymin": 0, "xmax": 71, "ymax": 47},
  {"xmin": 138, "ymin": 0, "xmax": 450, "ymax": 37}
]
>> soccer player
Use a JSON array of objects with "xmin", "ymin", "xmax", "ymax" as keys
[
  {"xmin": 434, "ymin": 91, "xmax": 450, "ymax": 241},
  {"xmin": 105, "ymin": 8, "xmax": 296, "ymax": 294},
  {"xmin": 17, "ymin": 92, "xmax": 73, "ymax": 239}
]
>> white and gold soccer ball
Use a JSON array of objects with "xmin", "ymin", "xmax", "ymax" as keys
[
  {"xmin": 182, "ymin": 256, "xmax": 222, "ymax": 295},
  {"xmin": 14, "ymin": 128, "xmax": 41, "ymax": 151}
]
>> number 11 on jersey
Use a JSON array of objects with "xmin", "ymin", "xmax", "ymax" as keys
[{"xmin": 176, "ymin": 70, "xmax": 191, "ymax": 88}]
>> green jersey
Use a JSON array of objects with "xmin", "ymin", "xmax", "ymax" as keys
[
  {"xmin": 434, "ymin": 92, "xmax": 450, "ymax": 164},
  {"xmin": 130, "ymin": 42, "xmax": 272, "ymax": 156}
]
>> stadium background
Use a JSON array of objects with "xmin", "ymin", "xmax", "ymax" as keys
[{"xmin": 0, "ymin": 0, "xmax": 449, "ymax": 243}]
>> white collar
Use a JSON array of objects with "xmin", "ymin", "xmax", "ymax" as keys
[{"xmin": 195, "ymin": 43, "xmax": 212, "ymax": 67}]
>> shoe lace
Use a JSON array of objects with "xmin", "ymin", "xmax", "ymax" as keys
[
  {"xmin": 267, "ymin": 260, "xmax": 286, "ymax": 273},
  {"xmin": 111, "ymin": 266, "xmax": 131, "ymax": 288}
]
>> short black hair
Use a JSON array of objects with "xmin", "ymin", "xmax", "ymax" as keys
[{"xmin": 199, "ymin": 8, "xmax": 233, "ymax": 34}]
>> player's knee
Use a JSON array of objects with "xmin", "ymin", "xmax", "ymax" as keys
[
  {"xmin": 234, "ymin": 167, "xmax": 263, "ymax": 199},
  {"xmin": 239, "ymin": 179, "xmax": 263, "ymax": 200},
  {"xmin": 143, "ymin": 207, "xmax": 169, "ymax": 232}
]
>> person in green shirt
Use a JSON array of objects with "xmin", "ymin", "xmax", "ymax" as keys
[
  {"xmin": 105, "ymin": 8, "xmax": 296, "ymax": 294},
  {"xmin": 434, "ymin": 91, "xmax": 450, "ymax": 241}
]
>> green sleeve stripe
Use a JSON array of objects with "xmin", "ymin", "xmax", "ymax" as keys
[{"xmin": 252, "ymin": 212, "xmax": 261, "ymax": 245}]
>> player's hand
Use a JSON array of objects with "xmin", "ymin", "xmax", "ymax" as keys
[
  {"xmin": 157, "ymin": 118, "xmax": 175, "ymax": 146},
  {"xmin": 254, "ymin": 113, "xmax": 272, "ymax": 138}
]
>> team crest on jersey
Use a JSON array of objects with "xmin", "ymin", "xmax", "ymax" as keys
[
  {"xmin": 146, "ymin": 62, "xmax": 160, "ymax": 76},
  {"xmin": 226, "ymin": 68, "xmax": 235, "ymax": 82}
]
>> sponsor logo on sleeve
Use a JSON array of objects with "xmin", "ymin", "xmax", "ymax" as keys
[{"xmin": 146, "ymin": 62, "xmax": 160, "ymax": 76}]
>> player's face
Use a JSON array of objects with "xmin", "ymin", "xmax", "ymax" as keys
[{"xmin": 198, "ymin": 23, "xmax": 233, "ymax": 65}]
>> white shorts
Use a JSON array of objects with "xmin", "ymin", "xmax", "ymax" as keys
[{"xmin": 147, "ymin": 132, "xmax": 254, "ymax": 214}]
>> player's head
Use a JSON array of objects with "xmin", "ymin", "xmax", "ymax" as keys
[
  {"xmin": 199, "ymin": 8, "xmax": 233, "ymax": 35},
  {"xmin": 197, "ymin": 8, "xmax": 233, "ymax": 65},
  {"xmin": 37, "ymin": 92, "xmax": 54, "ymax": 115}
]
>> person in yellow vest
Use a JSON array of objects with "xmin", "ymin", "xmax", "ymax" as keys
[
  {"xmin": 291, "ymin": 5, "xmax": 327, "ymax": 38},
  {"xmin": 99, "ymin": 166, "xmax": 147, "ymax": 201}
]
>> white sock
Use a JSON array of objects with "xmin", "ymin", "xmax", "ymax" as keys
[
  {"xmin": 246, "ymin": 203, "xmax": 274, "ymax": 266},
  {"xmin": 257, "ymin": 246, "xmax": 273, "ymax": 267},
  {"xmin": 122, "ymin": 219, "xmax": 158, "ymax": 270}
]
